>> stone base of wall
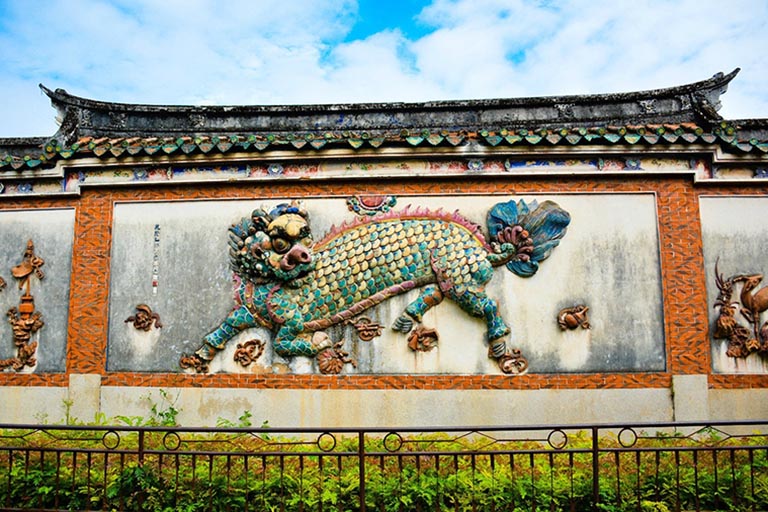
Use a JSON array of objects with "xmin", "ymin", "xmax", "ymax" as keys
[{"xmin": 2, "ymin": 376, "xmax": 764, "ymax": 427}]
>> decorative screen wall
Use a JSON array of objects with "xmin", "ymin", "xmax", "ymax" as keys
[{"xmin": 107, "ymin": 194, "xmax": 664, "ymax": 375}]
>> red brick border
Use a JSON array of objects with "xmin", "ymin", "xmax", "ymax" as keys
[{"xmin": 1, "ymin": 174, "xmax": 767, "ymax": 390}]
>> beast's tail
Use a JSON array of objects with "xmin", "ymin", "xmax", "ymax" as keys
[{"xmin": 487, "ymin": 199, "xmax": 571, "ymax": 277}]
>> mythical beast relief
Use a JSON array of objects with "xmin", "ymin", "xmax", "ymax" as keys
[
  {"xmin": 181, "ymin": 199, "xmax": 571, "ymax": 374},
  {"xmin": 713, "ymin": 260, "xmax": 768, "ymax": 358}
]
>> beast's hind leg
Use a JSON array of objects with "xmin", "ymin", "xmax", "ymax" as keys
[
  {"xmin": 447, "ymin": 287, "xmax": 510, "ymax": 346},
  {"xmin": 449, "ymin": 290, "xmax": 528, "ymax": 374},
  {"xmin": 392, "ymin": 285, "xmax": 444, "ymax": 333}
]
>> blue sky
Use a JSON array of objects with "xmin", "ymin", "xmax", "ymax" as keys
[{"xmin": 1, "ymin": 0, "xmax": 767, "ymax": 138}]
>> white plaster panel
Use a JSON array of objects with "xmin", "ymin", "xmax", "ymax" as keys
[
  {"xmin": 709, "ymin": 388, "xmax": 768, "ymax": 421},
  {"xmin": 107, "ymin": 194, "xmax": 664, "ymax": 374},
  {"xmin": 68, "ymin": 374, "xmax": 102, "ymax": 424},
  {"xmin": 0, "ymin": 386, "xmax": 68, "ymax": 424},
  {"xmin": 671, "ymin": 374, "xmax": 709, "ymax": 422},
  {"xmin": 108, "ymin": 200, "xmax": 263, "ymax": 370},
  {"xmin": 0, "ymin": 208, "xmax": 74, "ymax": 372},
  {"xmin": 6, "ymin": 385, "xmax": 766, "ymax": 427},
  {"xmin": 700, "ymin": 196, "xmax": 768, "ymax": 374},
  {"xmin": 99, "ymin": 386, "xmax": 673, "ymax": 428}
]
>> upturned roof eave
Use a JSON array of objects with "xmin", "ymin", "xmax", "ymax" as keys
[
  {"xmin": 40, "ymin": 69, "xmax": 740, "ymax": 142},
  {"xmin": 40, "ymin": 69, "xmax": 739, "ymax": 116}
]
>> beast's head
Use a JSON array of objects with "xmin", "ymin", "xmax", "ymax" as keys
[{"xmin": 229, "ymin": 202, "xmax": 315, "ymax": 284}]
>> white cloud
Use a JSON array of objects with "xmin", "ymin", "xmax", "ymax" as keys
[{"xmin": 1, "ymin": 0, "xmax": 767, "ymax": 137}]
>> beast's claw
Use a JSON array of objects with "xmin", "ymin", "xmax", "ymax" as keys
[
  {"xmin": 311, "ymin": 331, "xmax": 333, "ymax": 352},
  {"xmin": 316, "ymin": 342, "xmax": 356, "ymax": 375},
  {"xmin": 392, "ymin": 314, "xmax": 414, "ymax": 333}
]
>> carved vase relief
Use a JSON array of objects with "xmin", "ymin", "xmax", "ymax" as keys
[
  {"xmin": 1, "ymin": 240, "xmax": 45, "ymax": 372},
  {"xmin": 180, "ymin": 198, "xmax": 571, "ymax": 374}
]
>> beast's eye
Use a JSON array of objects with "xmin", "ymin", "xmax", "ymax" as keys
[{"xmin": 271, "ymin": 238, "xmax": 291, "ymax": 254}]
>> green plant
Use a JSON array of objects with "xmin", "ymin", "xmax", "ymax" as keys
[
  {"xmin": 61, "ymin": 398, "xmax": 75, "ymax": 425},
  {"xmin": 215, "ymin": 410, "xmax": 254, "ymax": 428},
  {"xmin": 0, "ymin": 428, "xmax": 766, "ymax": 511},
  {"xmin": 147, "ymin": 389, "xmax": 180, "ymax": 426}
]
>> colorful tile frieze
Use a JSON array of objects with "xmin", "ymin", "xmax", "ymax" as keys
[{"xmin": 51, "ymin": 157, "xmax": 712, "ymax": 195}]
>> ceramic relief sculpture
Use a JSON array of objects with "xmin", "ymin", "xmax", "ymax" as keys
[
  {"xmin": 181, "ymin": 199, "xmax": 570, "ymax": 374},
  {"xmin": 0, "ymin": 240, "xmax": 45, "ymax": 372},
  {"xmin": 346, "ymin": 195, "xmax": 397, "ymax": 216},
  {"xmin": 345, "ymin": 316, "xmax": 383, "ymax": 341},
  {"xmin": 713, "ymin": 261, "xmax": 768, "ymax": 358},
  {"xmin": 557, "ymin": 305, "xmax": 591, "ymax": 330},
  {"xmin": 233, "ymin": 339, "xmax": 265, "ymax": 367},
  {"xmin": 124, "ymin": 304, "xmax": 163, "ymax": 332}
]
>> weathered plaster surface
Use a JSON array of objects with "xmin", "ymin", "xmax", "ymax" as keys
[
  {"xmin": 107, "ymin": 194, "xmax": 664, "ymax": 374},
  {"xmin": 709, "ymin": 388, "xmax": 768, "ymax": 420},
  {"xmin": 0, "ymin": 208, "xmax": 74, "ymax": 372},
  {"xmin": 1, "ymin": 384, "xmax": 763, "ymax": 427},
  {"xmin": 0, "ymin": 386, "xmax": 68, "ymax": 424},
  {"xmin": 99, "ymin": 386, "xmax": 673, "ymax": 428},
  {"xmin": 68, "ymin": 374, "xmax": 102, "ymax": 423},
  {"xmin": 700, "ymin": 196, "xmax": 768, "ymax": 374},
  {"xmin": 671, "ymin": 374, "xmax": 709, "ymax": 421}
]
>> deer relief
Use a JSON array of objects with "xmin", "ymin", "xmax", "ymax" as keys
[
  {"xmin": 712, "ymin": 259, "xmax": 768, "ymax": 358},
  {"xmin": 734, "ymin": 274, "xmax": 768, "ymax": 340}
]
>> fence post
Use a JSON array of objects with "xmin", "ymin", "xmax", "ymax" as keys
[
  {"xmin": 138, "ymin": 429, "xmax": 145, "ymax": 466},
  {"xmin": 592, "ymin": 426, "xmax": 599, "ymax": 510},
  {"xmin": 358, "ymin": 430, "xmax": 366, "ymax": 512}
]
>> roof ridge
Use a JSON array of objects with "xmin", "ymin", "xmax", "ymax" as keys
[{"xmin": 39, "ymin": 71, "xmax": 739, "ymax": 143}]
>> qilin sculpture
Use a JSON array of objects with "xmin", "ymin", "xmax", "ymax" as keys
[
  {"xmin": 713, "ymin": 260, "xmax": 768, "ymax": 357},
  {"xmin": 0, "ymin": 240, "xmax": 45, "ymax": 372},
  {"xmin": 181, "ymin": 199, "xmax": 570, "ymax": 374}
]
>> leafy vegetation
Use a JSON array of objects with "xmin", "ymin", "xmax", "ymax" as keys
[{"xmin": 1, "ymin": 402, "xmax": 766, "ymax": 511}]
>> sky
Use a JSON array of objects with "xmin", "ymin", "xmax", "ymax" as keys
[{"xmin": 1, "ymin": 0, "xmax": 767, "ymax": 138}]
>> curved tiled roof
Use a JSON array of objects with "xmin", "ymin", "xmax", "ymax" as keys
[
  {"xmin": 2, "ymin": 69, "xmax": 767, "ymax": 171},
  {"xmin": 2, "ymin": 122, "xmax": 765, "ymax": 172}
]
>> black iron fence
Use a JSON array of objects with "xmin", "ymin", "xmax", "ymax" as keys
[{"xmin": 1, "ymin": 420, "xmax": 766, "ymax": 511}]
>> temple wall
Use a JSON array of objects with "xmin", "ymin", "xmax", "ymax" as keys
[{"xmin": 0, "ymin": 155, "xmax": 767, "ymax": 427}]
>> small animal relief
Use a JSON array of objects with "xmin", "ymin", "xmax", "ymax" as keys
[
  {"xmin": 558, "ymin": 305, "xmax": 591, "ymax": 331},
  {"xmin": 125, "ymin": 304, "xmax": 163, "ymax": 332}
]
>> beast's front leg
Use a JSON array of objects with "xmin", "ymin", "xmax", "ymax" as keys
[
  {"xmin": 180, "ymin": 305, "xmax": 259, "ymax": 372},
  {"xmin": 272, "ymin": 324, "xmax": 328, "ymax": 358},
  {"xmin": 392, "ymin": 285, "xmax": 444, "ymax": 333}
]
